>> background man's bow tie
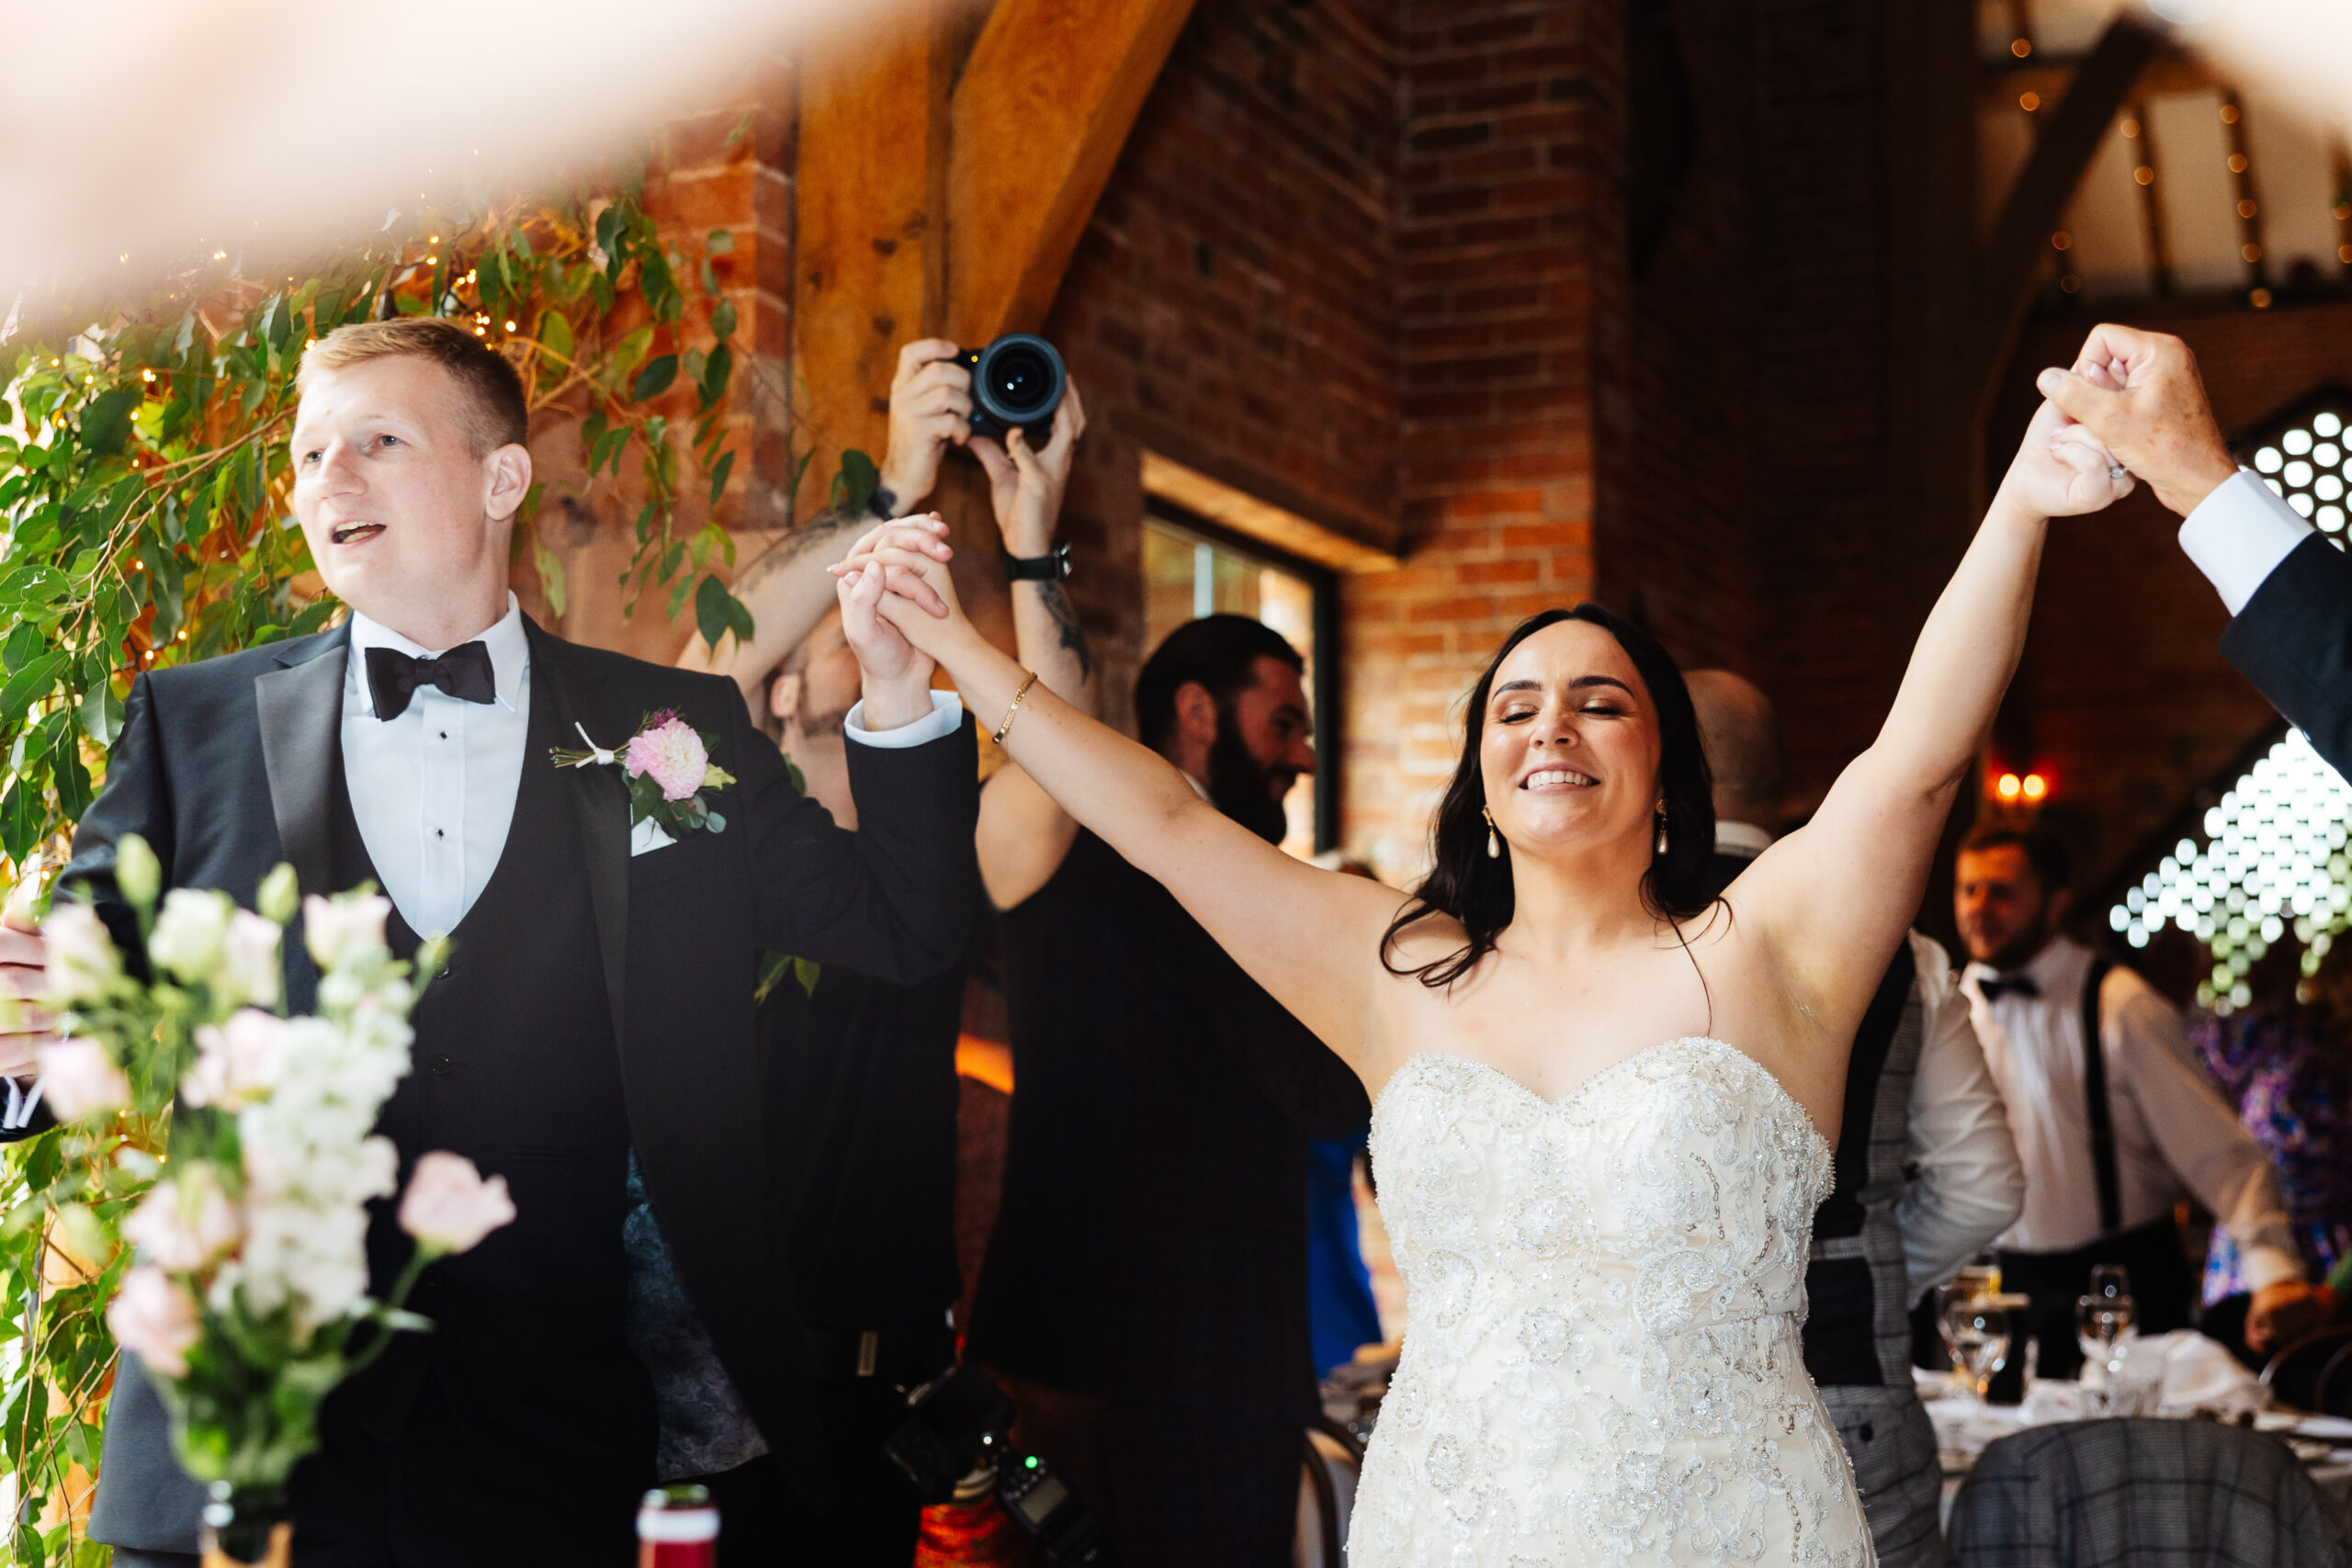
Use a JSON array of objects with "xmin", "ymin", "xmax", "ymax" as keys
[
  {"xmin": 1976, "ymin": 972, "xmax": 2041, "ymax": 1001},
  {"xmin": 364, "ymin": 641, "xmax": 496, "ymax": 721}
]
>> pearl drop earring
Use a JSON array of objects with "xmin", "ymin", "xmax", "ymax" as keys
[
  {"xmin": 1483, "ymin": 806, "xmax": 1501, "ymax": 860},
  {"xmin": 1654, "ymin": 806, "xmax": 1669, "ymax": 857}
]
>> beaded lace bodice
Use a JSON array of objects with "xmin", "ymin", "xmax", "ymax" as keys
[{"xmin": 1352, "ymin": 1038, "xmax": 1875, "ymax": 1567}]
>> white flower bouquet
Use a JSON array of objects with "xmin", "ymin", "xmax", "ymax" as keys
[{"xmin": 24, "ymin": 835, "xmax": 513, "ymax": 1563}]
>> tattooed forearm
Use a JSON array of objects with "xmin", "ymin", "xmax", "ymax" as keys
[
  {"xmin": 1027, "ymin": 578, "xmax": 1094, "ymax": 681},
  {"xmin": 734, "ymin": 506, "xmax": 860, "ymax": 596}
]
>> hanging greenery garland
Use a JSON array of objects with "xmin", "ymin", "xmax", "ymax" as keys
[{"xmin": 0, "ymin": 165, "xmax": 772, "ymax": 1562}]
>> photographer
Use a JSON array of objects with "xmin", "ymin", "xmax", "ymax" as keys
[{"xmin": 671, "ymin": 339, "xmax": 1093, "ymax": 1563}]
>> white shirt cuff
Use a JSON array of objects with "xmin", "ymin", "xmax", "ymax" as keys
[
  {"xmin": 2239, "ymin": 1243, "xmax": 2306, "ymax": 1294},
  {"xmin": 2177, "ymin": 469, "xmax": 2315, "ymax": 616},
  {"xmin": 842, "ymin": 690, "xmax": 963, "ymax": 750},
  {"xmin": 3, "ymin": 1077, "xmax": 43, "ymax": 1131}
]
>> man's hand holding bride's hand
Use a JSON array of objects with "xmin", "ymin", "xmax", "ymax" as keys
[
  {"xmin": 2034, "ymin": 324, "xmax": 2238, "ymax": 518},
  {"xmin": 831, "ymin": 522, "xmax": 986, "ymax": 670},
  {"xmin": 1995, "ymin": 396, "xmax": 2138, "ymax": 522},
  {"xmin": 833, "ymin": 513, "xmax": 956, "ymax": 728}
]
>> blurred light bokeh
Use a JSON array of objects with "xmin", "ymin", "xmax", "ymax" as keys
[{"xmin": 0, "ymin": 0, "xmax": 908, "ymax": 299}]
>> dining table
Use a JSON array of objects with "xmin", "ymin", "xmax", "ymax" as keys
[{"xmin": 1921, "ymin": 1330, "xmax": 2352, "ymax": 1529}]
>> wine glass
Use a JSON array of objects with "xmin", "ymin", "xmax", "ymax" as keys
[
  {"xmin": 2075, "ymin": 1292, "xmax": 2136, "ymax": 1370},
  {"xmin": 2088, "ymin": 1264, "xmax": 2132, "ymax": 1303},
  {"xmin": 1943, "ymin": 1295, "xmax": 2014, "ymax": 1404}
]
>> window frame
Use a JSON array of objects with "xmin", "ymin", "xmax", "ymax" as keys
[{"xmin": 1141, "ymin": 499, "xmax": 1342, "ymax": 854}]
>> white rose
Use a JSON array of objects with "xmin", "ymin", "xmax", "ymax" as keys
[
  {"xmin": 146, "ymin": 890, "xmax": 233, "ymax": 985},
  {"xmin": 183, "ymin": 1009, "xmax": 290, "ymax": 1111},
  {"xmin": 38, "ymin": 1037, "xmax": 130, "ymax": 1121},
  {"xmin": 219, "ymin": 909, "xmax": 283, "ymax": 1010},
  {"xmin": 398, "ymin": 1152, "xmax": 516, "ymax": 1256},
  {"xmin": 40, "ymin": 904, "xmax": 119, "ymax": 1003},
  {"xmin": 303, "ymin": 893, "xmax": 390, "ymax": 972}
]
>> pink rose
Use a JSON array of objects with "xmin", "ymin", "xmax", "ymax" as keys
[
  {"xmin": 398, "ymin": 1152, "xmax": 516, "ymax": 1256},
  {"xmin": 107, "ymin": 1264, "xmax": 200, "ymax": 1378},
  {"xmin": 38, "ymin": 1037, "xmax": 130, "ymax": 1121},
  {"xmin": 122, "ymin": 1173, "xmax": 243, "ymax": 1272},
  {"xmin": 623, "ymin": 716, "xmax": 709, "ymax": 803}
]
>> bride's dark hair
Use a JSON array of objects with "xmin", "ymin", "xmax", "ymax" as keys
[{"xmin": 1381, "ymin": 604, "xmax": 1719, "ymax": 988}]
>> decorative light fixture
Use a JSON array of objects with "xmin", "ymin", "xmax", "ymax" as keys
[
  {"xmin": 2109, "ymin": 730, "xmax": 2351, "ymax": 1010},
  {"xmin": 2249, "ymin": 401, "xmax": 2352, "ymax": 539}
]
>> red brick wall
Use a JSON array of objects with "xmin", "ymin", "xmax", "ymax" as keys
[
  {"xmin": 1992, "ymin": 298, "xmax": 2352, "ymax": 893},
  {"xmin": 1340, "ymin": 0, "xmax": 1613, "ymax": 883},
  {"xmin": 1042, "ymin": 0, "xmax": 1405, "ymax": 737}
]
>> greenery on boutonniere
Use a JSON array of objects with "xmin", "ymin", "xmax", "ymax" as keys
[{"xmin": 551, "ymin": 708, "xmax": 735, "ymax": 840}]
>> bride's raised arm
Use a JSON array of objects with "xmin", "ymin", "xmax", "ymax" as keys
[
  {"xmin": 836, "ymin": 522, "xmax": 1403, "ymax": 1073},
  {"xmin": 1732, "ymin": 393, "xmax": 2132, "ymax": 1043}
]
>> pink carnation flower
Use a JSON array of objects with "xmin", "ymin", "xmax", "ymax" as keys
[
  {"xmin": 108, "ymin": 1265, "xmax": 200, "ymax": 1378},
  {"xmin": 623, "ymin": 714, "xmax": 709, "ymax": 803}
]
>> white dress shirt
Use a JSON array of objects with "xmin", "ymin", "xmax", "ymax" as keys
[
  {"xmin": 1898, "ymin": 931, "xmax": 2028, "ymax": 1303},
  {"xmin": 2178, "ymin": 468, "xmax": 2317, "ymax": 616},
  {"xmin": 1962, "ymin": 934, "xmax": 2303, "ymax": 1289},
  {"xmin": 343, "ymin": 595, "xmax": 533, "ymax": 937},
  {"xmin": 1709, "ymin": 827, "xmax": 2024, "ymax": 1303}
]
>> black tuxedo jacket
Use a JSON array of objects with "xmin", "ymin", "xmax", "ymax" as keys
[
  {"xmin": 2222, "ymin": 532, "xmax": 2352, "ymax": 781},
  {"xmin": 39, "ymin": 617, "xmax": 978, "ymax": 1551}
]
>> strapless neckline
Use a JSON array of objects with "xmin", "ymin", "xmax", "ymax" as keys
[
  {"xmin": 1376, "ymin": 1035, "xmax": 1833, "ymax": 1158},
  {"xmin": 1354, "ymin": 1032, "xmax": 1873, "ymax": 1565}
]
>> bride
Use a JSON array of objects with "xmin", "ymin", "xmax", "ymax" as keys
[{"xmin": 832, "ymin": 399, "xmax": 2129, "ymax": 1566}]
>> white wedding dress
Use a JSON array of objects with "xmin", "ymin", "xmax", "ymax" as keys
[{"xmin": 1351, "ymin": 1037, "xmax": 1876, "ymax": 1567}]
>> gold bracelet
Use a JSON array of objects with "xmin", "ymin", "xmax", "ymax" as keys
[{"xmin": 992, "ymin": 670, "xmax": 1041, "ymax": 746}]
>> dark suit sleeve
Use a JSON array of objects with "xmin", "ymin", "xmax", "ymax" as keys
[
  {"xmin": 1189, "ymin": 919, "xmax": 1371, "ymax": 1138},
  {"xmin": 2220, "ymin": 534, "xmax": 2352, "ymax": 780},
  {"xmin": 731, "ymin": 696, "xmax": 980, "ymax": 986},
  {"xmin": 2, "ymin": 677, "xmax": 172, "ymax": 1145}
]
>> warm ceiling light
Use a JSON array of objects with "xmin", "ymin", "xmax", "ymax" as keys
[
  {"xmin": 2010, "ymin": 37, "xmax": 2031, "ymax": 56},
  {"xmin": 1996, "ymin": 773, "xmax": 2023, "ymax": 800},
  {"xmin": 2020, "ymin": 91, "xmax": 2041, "ymax": 112},
  {"xmin": 2021, "ymin": 773, "xmax": 2048, "ymax": 801}
]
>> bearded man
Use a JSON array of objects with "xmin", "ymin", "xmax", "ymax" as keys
[
  {"xmin": 0, "ymin": 317, "xmax": 978, "ymax": 1565},
  {"xmin": 966, "ymin": 614, "xmax": 1367, "ymax": 1568}
]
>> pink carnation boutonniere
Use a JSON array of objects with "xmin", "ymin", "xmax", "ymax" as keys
[{"xmin": 551, "ymin": 709, "xmax": 739, "ymax": 838}]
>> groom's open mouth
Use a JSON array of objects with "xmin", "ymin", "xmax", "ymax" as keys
[
  {"xmin": 1521, "ymin": 767, "xmax": 1598, "ymax": 791},
  {"xmin": 328, "ymin": 522, "xmax": 386, "ymax": 547}
]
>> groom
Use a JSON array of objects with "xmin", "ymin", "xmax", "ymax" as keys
[{"xmin": 0, "ymin": 318, "xmax": 978, "ymax": 1564}]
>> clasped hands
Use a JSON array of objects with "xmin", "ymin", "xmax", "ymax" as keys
[
  {"xmin": 2033, "ymin": 323, "xmax": 2242, "ymax": 520},
  {"xmin": 830, "ymin": 515, "xmax": 980, "ymax": 671}
]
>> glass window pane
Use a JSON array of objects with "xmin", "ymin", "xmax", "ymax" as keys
[{"xmin": 1142, "ymin": 516, "xmax": 1324, "ymax": 858}]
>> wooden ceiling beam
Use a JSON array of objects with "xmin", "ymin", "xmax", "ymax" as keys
[{"xmin": 944, "ymin": 0, "xmax": 1198, "ymax": 344}]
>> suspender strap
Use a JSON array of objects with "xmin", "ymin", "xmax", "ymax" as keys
[{"xmin": 2080, "ymin": 955, "xmax": 2121, "ymax": 1235}]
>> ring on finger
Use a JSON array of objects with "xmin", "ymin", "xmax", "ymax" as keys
[{"xmin": 2108, "ymin": 462, "xmax": 2129, "ymax": 481}]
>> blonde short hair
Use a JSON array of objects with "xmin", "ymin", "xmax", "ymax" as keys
[{"xmin": 298, "ymin": 318, "xmax": 529, "ymax": 457}]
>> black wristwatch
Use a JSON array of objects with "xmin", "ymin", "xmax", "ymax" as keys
[{"xmin": 1003, "ymin": 543, "xmax": 1072, "ymax": 582}]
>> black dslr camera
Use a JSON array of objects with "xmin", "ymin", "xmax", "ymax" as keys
[
  {"xmin": 956, "ymin": 333, "xmax": 1068, "ymax": 444},
  {"xmin": 885, "ymin": 1364, "xmax": 1110, "ymax": 1565}
]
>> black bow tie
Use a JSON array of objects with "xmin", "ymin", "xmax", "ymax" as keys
[
  {"xmin": 363, "ymin": 641, "xmax": 496, "ymax": 722},
  {"xmin": 1977, "ymin": 972, "xmax": 2041, "ymax": 1001}
]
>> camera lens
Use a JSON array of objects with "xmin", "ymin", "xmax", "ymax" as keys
[
  {"xmin": 968, "ymin": 334, "xmax": 1066, "ymax": 435},
  {"xmin": 989, "ymin": 347, "xmax": 1050, "ymax": 414}
]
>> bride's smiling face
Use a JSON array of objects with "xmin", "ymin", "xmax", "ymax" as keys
[{"xmin": 1477, "ymin": 619, "xmax": 1662, "ymax": 862}]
